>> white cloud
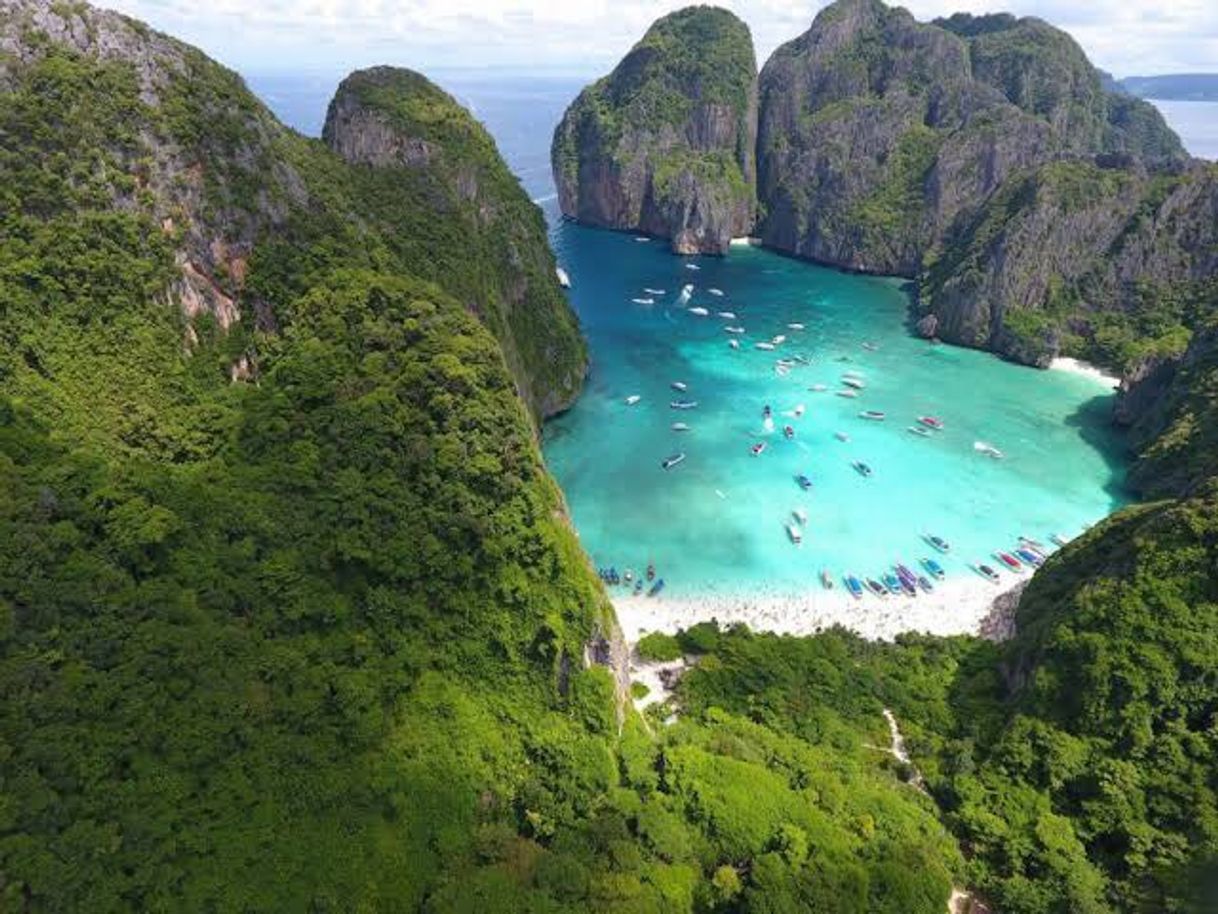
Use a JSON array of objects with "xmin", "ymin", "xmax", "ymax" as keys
[{"xmin": 98, "ymin": 0, "xmax": 1218, "ymax": 77}]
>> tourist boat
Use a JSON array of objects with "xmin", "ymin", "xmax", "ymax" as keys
[
  {"xmin": 625, "ymin": 395, "xmax": 641, "ymax": 405},
  {"xmin": 859, "ymin": 410, "xmax": 886, "ymax": 421},
  {"xmin": 917, "ymin": 575, "xmax": 934, "ymax": 593},
  {"xmin": 921, "ymin": 557, "xmax": 946, "ymax": 580},
  {"xmin": 635, "ymin": 236, "xmax": 649, "ymax": 242},
  {"xmin": 671, "ymin": 422, "xmax": 690, "ymax": 431},
  {"xmin": 763, "ymin": 405, "xmax": 772, "ymax": 419},
  {"xmin": 844, "ymin": 575, "xmax": 864, "ymax": 599},
  {"xmin": 883, "ymin": 570, "xmax": 905, "ymax": 594},
  {"xmin": 724, "ymin": 325, "xmax": 746, "ymax": 334},
  {"xmin": 810, "ymin": 384, "xmax": 829, "ymax": 392},
  {"xmin": 783, "ymin": 425, "xmax": 795, "ymax": 439},
  {"xmin": 924, "ymin": 533, "xmax": 951, "ymax": 553},
  {"xmin": 995, "ymin": 551, "xmax": 1023, "ymax": 571},
  {"xmin": 775, "ymin": 363, "xmax": 790, "ymax": 377},
  {"xmin": 796, "ymin": 473, "xmax": 813, "ymax": 490},
  {"xmin": 751, "ymin": 442, "xmax": 767, "ymax": 456},
  {"xmin": 661, "ymin": 453, "xmax": 686, "ymax": 470},
  {"xmin": 974, "ymin": 441, "xmax": 1005, "ymax": 459},
  {"xmin": 648, "ymin": 578, "xmax": 666, "ymax": 596},
  {"xmin": 755, "ymin": 342, "xmax": 776, "ymax": 351},
  {"xmin": 835, "ymin": 431, "xmax": 850, "ymax": 442},
  {"xmin": 646, "ymin": 562, "xmax": 655, "ymax": 581},
  {"xmin": 898, "ymin": 576, "xmax": 918, "ymax": 598},
  {"xmin": 842, "ymin": 376, "xmax": 866, "ymax": 389},
  {"xmin": 821, "ymin": 569, "xmax": 834, "ymax": 590},
  {"xmin": 677, "ymin": 284, "xmax": 694, "ymax": 305},
  {"xmin": 788, "ymin": 323, "xmax": 805, "ymax": 331},
  {"xmin": 728, "ymin": 339, "xmax": 740, "ymax": 349},
  {"xmin": 1050, "ymin": 533, "xmax": 1069, "ymax": 547},
  {"xmin": 786, "ymin": 523, "xmax": 802, "ymax": 545},
  {"xmin": 974, "ymin": 564, "xmax": 1001, "ymax": 584},
  {"xmin": 644, "ymin": 287, "xmax": 666, "ymax": 295},
  {"xmin": 670, "ymin": 400, "xmax": 698, "ymax": 410},
  {"xmin": 918, "ymin": 416, "xmax": 944, "ymax": 430},
  {"xmin": 793, "ymin": 508, "xmax": 808, "ymax": 525},
  {"xmin": 864, "ymin": 578, "xmax": 888, "ymax": 598},
  {"xmin": 671, "ymin": 381, "xmax": 688, "ymax": 392},
  {"xmin": 623, "ymin": 569, "xmax": 634, "ymax": 583},
  {"xmin": 895, "ymin": 564, "xmax": 918, "ymax": 586},
  {"xmin": 1015, "ymin": 548, "xmax": 1043, "ymax": 567},
  {"xmin": 852, "ymin": 461, "xmax": 873, "ymax": 478},
  {"xmin": 908, "ymin": 426, "xmax": 933, "ymax": 437},
  {"xmin": 689, "ymin": 306, "xmax": 709, "ymax": 316},
  {"xmin": 792, "ymin": 354, "xmax": 810, "ymax": 365},
  {"xmin": 556, "ymin": 267, "xmax": 571, "ymax": 288},
  {"xmin": 708, "ymin": 287, "xmax": 723, "ymax": 296},
  {"xmin": 862, "ymin": 341, "xmax": 879, "ymax": 352},
  {"xmin": 836, "ymin": 390, "xmax": 859, "ymax": 399},
  {"xmin": 685, "ymin": 263, "xmax": 700, "ymax": 271},
  {"xmin": 771, "ymin": 334, "xmax": 787, "ymax": 345},
  {"xmin": 717, "ymin": 311, "xmax": 737, "ymax": 319},
  {"xmin": 631, "ymin": 297, "xmax": 655, "ymax": 305},
  {"xmin": 1020, "ymin": 536, "xmax": 1047, "ymax": 552},
  {"xmin": 634, "ymin": 579, "xmax": 644, "ymax": 595}
]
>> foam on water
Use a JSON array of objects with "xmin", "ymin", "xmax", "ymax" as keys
[{"xmin": 543, "ymin": 224, "xmax": 1129, "ymax": 600}]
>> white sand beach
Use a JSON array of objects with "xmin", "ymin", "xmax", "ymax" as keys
[
  {"xmin": 1049, "ymin": 357, "xmax": 1120, "ymax": 389},
  {"xmin": 615, "ymin": 575, "xmax": 1024, "ymax": 645}
]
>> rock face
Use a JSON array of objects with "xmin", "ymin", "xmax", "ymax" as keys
[
  {"xmin": 326, "ymin": 67, "xmax": 588, "ymax": 417},
  {"xmin": 552, "ymin": 7, "xmax": 757, "ymax": 254}
]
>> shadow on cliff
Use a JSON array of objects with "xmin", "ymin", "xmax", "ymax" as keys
[{"xmin": 1063, "ymin": 392, "xmax": 1133, "ymax": 510}]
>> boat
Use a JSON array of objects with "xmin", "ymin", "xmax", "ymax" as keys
[
  {"xmin": 783, "ymin": 425, "xmax": 795, "ymax": 440},
  {"xmin": 708, "ymin": 287, "xmax": 724, "ymax": 296},
  {"xmin": 921, "ymin": 557, "xmax": 946, "ymax": 580},
  {"xmin": 821, "ymin": 570, "xmax": 834, "ymax": 590},
  {"xmin": 834, "ymin": 431, "xmax": 850, "ymax": 442},
  {"xmin": 852, "ymin": 461, "xmax": 873, "ymax": 478},
  {"xmin": 634, "ymin": 236, "xmax": 649, "ymax": 242},
  {"xmin": 908, "ymin": 426, "xmax": 933, "ymax": 437},
  {"xmin": 774, "ymin": 363, "xmax": 790, "ymax": 377},
  {"xmin": 644, "ymin": 288, "xmax": 666, "ymax": 295},
  {"xmin": 883, "ymin": 570, "xmax": 904, "ymax": 593},
  {"xmin": 648, "ymin": 578, "xmax": 666, "ymax": 596},
  {"xmin": 924, "ymin": 534, "xmax": 951, "ymax": 553},
  {"xmin": 646, "ymin": 562, "xmax": 655, "ymax": 581},
  {"xmin": 842, "ymin": 370, "xmax": 864, "ymax": 379},
  {"xmin": 793, "ymin": 508, "xmax": 808, "ymax": 525},
  {"xmin": 788, "ymin": 323, "xmax": 805, "ymax": 330},
  {"xmin": 836, "ymin": 390, "xmax": 859, "ymax": 399},
  {"xmin": 631, "ymin": 297, "xmax": 655, "ymax": 305},
  {"xmin": 623, "ymin": 569, "xmax": 634, "ymax": 583},
  {"xmin": 859, "ymin": 410, "xmax": 886, "ymax": 421},
  {"xmin": 728, "ymin": 339, "xmax": 740, "ymax": 350},
  {"xmin": 670, "ymin": 400, "xmax": 699, "ymax": 410},
  {"xmin": 771, "ymin": 334, "xmax": 787, "ymax": 345},
  {"xmin": 1050, "ymin": 533, "xmax": 1069, "ymax": 548},
  {"xmin": 717, "ymin": 311, "xmax": 737, "ymax": 319},
  {"xmin": 750, "ymin": 442, "xmax": 767, "ymax": 456},
  {"xmin": 810, "ymin": 384, "xmax": 829, "ymax": 392},
  {"xmin": 671, "ymin": 381, "xmax": 688, "ymax": 392},
  {"xmin": 763, "ymin": 416, "xmax": 774, "ymax": 432},
  {"xmin": 792, "ymin": 354, "xmax": 810, "ymax": 365},
  {"xmin": 895, "ymin": 563, "xmax": 918, "ymax": 585},
  {"xmin": 661, "ymin": 453, "xmax": 686, "ymax": 470},
  {"xmin": 974, "ymin": 564, "xmax": 1001, "ymax": 584},
  {"xmin": 995, "ymin": 551, "xmax": 1023, "ymax": 571},
  {"xmin": 556, "ymin": 267, "xmax": 571, "ymax": 288},
  {"xmin": 786, "ymin": 523, "xmax": 802, "ymax": 545},
  {"xmin": 917, "ymin": 575, "xmax": 934, "ymax": 593},
  {"xmin": 1019, "ymin": 536, "xmax": 1047, "ymax": 551},
  {"xmin": 625, "ymin": 395, "xmax": 641, "ymax": 406},
  {"xmin": 634, "ymin": 579, "xmax": 643, "ymax": 595},
  {"xmin": 1015, "ymin": 548, "xmax": 1043, "ymax": 567},
  {"xmin": 755, "ymin": 342, "xmax": 775, "ymax": 351},
  {"xmin": 844, "ymin": 575, "xmax": 864, "ymax": 599},
  {"xmin": 865, "ymin": 578, "xmax": 888, "ymax": 598},
  {"xmin": 974, "ymin": 441, "xmax": 1005, "ymax": 459},
  {"xmin": 861, "ymin": 342, "xmax": 879, "ymax": 352},
  {"xmin": 685, "ymin": 263, "xmax": 700, "ymax": 271},
  {"xmin": 841, "ymin": 376, "xmax": 866, "ymax": 390},
  {"xmin": 724, "ymin": 325, "xmax": 746, "ymax": 334},
  {"xmin": 677, "ymin": 284, "xmax": 694, "ymax": 305},
  {"xmin": 762, "ymin": 405, "xmax": 772, "ymax": 419},
  {"xmin": 918, "ymin": 416, "xmax": 944, "ymax": 430},
  {"xmin": 689, "ymin": 307, "xmax": 709, "ymax": 316},
  {"xmin": 671, "ymin": 422, "xmax": 690, "ymax": 432},
  {"xmin": 796, "ymin": 473, "xmax": 813, "ymax": 490}
]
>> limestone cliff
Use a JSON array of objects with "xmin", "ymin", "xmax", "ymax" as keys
[
  {"xmin": 325, "ymin": 67, "xmax": 587, "ymax": 417},
  {"xmin": 551, "ymin": 6, "xmax": 757, "ymax": 254}
]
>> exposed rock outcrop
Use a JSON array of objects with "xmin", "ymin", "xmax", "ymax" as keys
[
  {"xmin": 552, "ymin": 7, "xmax": 757, "ymax": 254},
  {"xmin": 326, "ymin": 67, "xmax": 588, "ymax": 417}
]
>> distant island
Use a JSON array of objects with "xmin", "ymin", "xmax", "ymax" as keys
[{"xmin": 1120, "ymin": 73, "xmax": 1218, "ymax": 101}]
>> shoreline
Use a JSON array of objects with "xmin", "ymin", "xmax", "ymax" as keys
[
  {"xmin": 1049, "ymin": 357, "xmax": 1120, "ymax": 389},
  {"xmin": 614, "ymin": 575, "xmax": 1024, "ymax": 644}
]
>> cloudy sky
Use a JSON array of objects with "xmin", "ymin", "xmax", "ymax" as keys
[{"xmin": 100, "ymin": 0, "xmax": 1217, "ymax": 78}]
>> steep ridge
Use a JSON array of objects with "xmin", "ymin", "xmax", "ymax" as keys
[{"xmin": 551, "ymin": 6, "xmax": 757, "ymax": 254}]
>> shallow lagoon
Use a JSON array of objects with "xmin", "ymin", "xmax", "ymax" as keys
[{"xmin": 543, "ymin": 225, "xmax": 1128, "ymax": 599}]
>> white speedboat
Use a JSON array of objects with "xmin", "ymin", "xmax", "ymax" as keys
[
  {"xmin": 685, "ymin": 263, "xmax": 700, "ymax": 271},
  {"xmin": 974, "ymin": 441, "xmax": 1005, "ymax": 459},
  {"xmin": 755, "ymin": 342, "xmax": 775, "ymax": 351},
  {"xmin": 634, "ymin": 236, "xmax": 649, "ymax": 242},
  {"xmin": 728, "ymin": 339, "xmax": 740, "ymax": 349},
  {"xmin": 671, "ymin": 422, "xmax": 690, "ymax": 431},
  {"xmin": 671, "ymin": 381, "xmax": 687, "ymax": 392},
  {"xmin": 836, "ymin": 390, "xmax": 859, "ymax": 399},
  {"xmin": 689, "ymin": 306, "xmax": 709, "ymax": 316},
  {"xmin": 841, "ymin": 376, "xmax": 865, "ymax": 389},
  {"xmin": 677, "ymin": 284, "xmax": 694, "ymax": 305},
  {"xmin": 810, "ymin": 384, "xmax": 828, "ymax": 392},
  {"xmin": 788, "ymin": 323, "xmax": 805, "ymax": 330},
  {"xmin": 835, "ymin": 432, "xmax": 850, "ymax": 442},
  {"xmin": 724, "ymin": 326, "xmax": 746, "ymax": 334},
  {"xmin": 859, "ymin": 410, "xmax": 886, "ymax": 420},
  {"xmin": 786, "ymin": 523, "xmax": 802, "ymax": 545},
  {"xmin": 661, "ymin": 452, "xmax": 685, "ymax": 470},
  {"xmin": 644, "ymin": 287, "xmax": 666, "ymax": 295},
  {"xmin": 555, "ymin": 267, "xmax": 571, "ymax": 288},
  {"xmin": 717, "ymin": 311, "xmax": 737, "ymax": 319},
  {"xmin": 625, "ymin": 395, "xmax": 641, "ymax": 405},
  {"xmin": 771, "ymin": 334, "xmax": 787, "ymax": 345},
  {"xmin": 631, "ymin": 297, "xmax": 654, "ymax": 305},
  {"xmin": 708, "ymin": 287, "xmax": 724, "ymax": 296}
]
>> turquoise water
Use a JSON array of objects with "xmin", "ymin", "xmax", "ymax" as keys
[{"xmin": 543, "ymin": 225, "xmax": 1129, "ymax": 598}]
